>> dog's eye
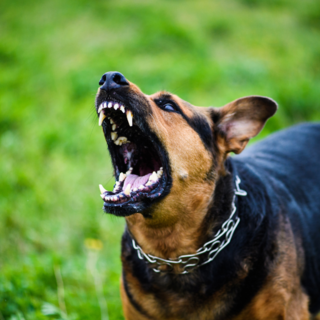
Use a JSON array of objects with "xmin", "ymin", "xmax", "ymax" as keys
[
  {"xmin": 154, "ymin": 99, "xmax": 180, "ymax": 113},
  {"xmin": 163, "ymin": 103, "xmax": 175, "ymax": 112}
]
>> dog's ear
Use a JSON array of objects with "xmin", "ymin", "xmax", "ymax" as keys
[{"xmin": 211, "ymin": 96, "xmax": 277, "ymax": 154}]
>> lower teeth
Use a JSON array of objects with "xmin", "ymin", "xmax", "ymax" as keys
[{"xmin": 99, "ymin": 167, "xmax": 163, "ymax": 203}]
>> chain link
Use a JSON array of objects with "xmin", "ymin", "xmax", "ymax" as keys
[{"xmin": 132, "ymin": 175, "xmax": 247, "ymax": 274}]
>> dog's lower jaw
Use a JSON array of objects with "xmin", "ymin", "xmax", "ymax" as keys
[{"xmin": 124, "ymin": 181, "xmax": 217, "ymax": 264}]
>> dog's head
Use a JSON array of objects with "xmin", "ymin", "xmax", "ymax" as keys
[{"xmin": 95, "ymin": 72, "xmax": 277, "ymax": 223}]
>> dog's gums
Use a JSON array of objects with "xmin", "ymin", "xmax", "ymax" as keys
[{"xmin": 97, "ymin": 99, "xmax": 168, "ymax": 214}]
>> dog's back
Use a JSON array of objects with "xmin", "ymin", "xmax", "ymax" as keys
[{"xmin": 235, "ymin": 123, "xmax": 320, "ymax": 313}]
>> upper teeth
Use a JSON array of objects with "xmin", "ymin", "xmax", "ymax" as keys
[
  {"xmin": 114, "ymin": 136, "xmax": 128, "ymax": 146},
  {"xmin": 126, "ymin": 110, "xmax": 133, "ymax": 127},
  {"xmin": 99, "ymin": 112, "xmax": 107, "ymax": 126},
  {"xmin": 97, "ymin": 101, "xmax": 134, "ymax": 127}
]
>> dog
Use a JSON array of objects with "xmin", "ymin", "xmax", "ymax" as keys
[{"xmin": 95, "ymin": 71, "xmax": 320, "ymax": 320}]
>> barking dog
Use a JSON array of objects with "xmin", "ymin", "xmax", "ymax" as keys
[{"xmin": 95, "ymin": 72, "xmax": 320, "ymax": 320}]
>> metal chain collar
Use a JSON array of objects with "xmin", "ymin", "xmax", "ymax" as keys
[{"xmin": 131, "ymin": 176, "xmax": 247, "ymax": 274}]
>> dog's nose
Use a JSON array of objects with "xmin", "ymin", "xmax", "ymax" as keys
[{"xmin": 99, "ymin": 71, "xmax": 129, "ymax": 91}]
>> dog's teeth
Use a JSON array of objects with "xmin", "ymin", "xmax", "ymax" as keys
[
  {"xmin": 119, "ymin": 172, "xmax": 126, "ymax": 182},
  {"xmin": 108, "ymin": 102, "xmax": 113, "ymax": 108},
  {"xmin": 109, "ymin": 118, "xmax": 114, "ymax": 124},
  {"xmin": 99, "ymin": 112, "xmax": 107, "ymax": 126},
  {"xmin": 146, "ymin": 172, "xmax": 158, "ymax": 186},
  {"xmin": 120, "ymin": 105, "xmax": 125, "ymax": 113},
  {"xmin": 124, "ymin": 184, "xmax": 131, "ymax": 196},
  {"xmin": 132, "ymin": 187, "xmax": 138, "ymax": 192},
  {"xmin": 126, "ymin": 110, "xmax": 133, "ymax": 127},
  {"xmin": 98, "ymin": 103, "xmax": 104, "ymax": 113},
  {"xmin": 157, "ymin": 167, "xmax": 163, "ymax": 178},
  {"xmin": 100, "ymin": 194, "xmax": 105, "ymax": 199},
  {"xmin": 115, "ymin": 137, "xmax": 127, "ymax": 146},
  {"xmin": 99, "ymin": 184, "xmax": 107, "ymax": 193},
  {"xmin": 150, "ymin": 171, "xmax": 158, "ymax": 182},
  {"xmin": 114, "ymin": 103, "xmax": 119, "ymax": 110},
  {"xmin": 139, "ymin": 185, "xmax": 144, "ymax": 190},
  {"xmin": 126, "ymin": 167, "xmax": 133, "ymax": 175},
  {"xmin": 112, "ymin": 124, "xmax": 117, "ymax": 131},
  {"xmin": 111, "ymin": 132, "xmax": 118, "ymax": 140}
]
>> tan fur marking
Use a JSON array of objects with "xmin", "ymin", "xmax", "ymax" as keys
[
  {"xmin": 120, "ymin": 276, "xmax": 150, "ymax": 320},
  {"xmin": 234, "ymin": 215, "xmax": 309, "ymax": 320},
  {"xmin": 126, "ymin": 95, "xmax": 216, "ymax": 264}
]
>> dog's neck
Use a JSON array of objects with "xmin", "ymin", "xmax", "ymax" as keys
[{"xmin": 124, "ymin": 161, "xmax": 236, "ymax": 268}]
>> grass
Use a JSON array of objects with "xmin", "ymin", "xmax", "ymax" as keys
[{"xmin": 1, "ymin": 0, "xmax": 320, "ymax": 319}]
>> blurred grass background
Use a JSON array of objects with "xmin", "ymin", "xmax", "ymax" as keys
[{"xmin": 1, "ymin": 0, "xmax": 320, "ymax": 319}]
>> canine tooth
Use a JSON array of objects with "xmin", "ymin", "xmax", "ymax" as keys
[
  {"xmin": 99, "ymin": 112, "xmax": 107, "ymax": 126},
  {"xmin": 132, "ymin": 188, "xmax": 138, "ymax": 192},
  {"xmin": 157, "ymin": 168, "xmax": 163, "ymax": 177},
  {"xmin": 126, "ymin": 167, "xmax": 133, "ymax": 175},
  {"xmin": 108, "ymin": 102, "xmax": 113, "ymax": 108},
  {"xmin": 114, "ymin": 139, "xmax": 120, "ymax": 145},
  {"xmin": 120, "ymin": 105, "xmax": 125, "ymax": 113},
  {"xmin": 146, "ymin": 172, "xmax": 158, "ymax": 186},
  {"xmin": 111, "ymin": 132, "xmax": 118, "ymax": 140},
  {"xmin": 124, "ymin": 184, "xmax": 131, "ymax": 196},
  {"xmin": 98, "ymin": 103, "xmax": 104, "ymax": 113},
  {"xmin": 119, "ymin": 172, "xmax": 126, "ymax": 181},
  {"xmin": 112, "ymin": 124, "xmax": 117, "ymax": 131},
  {"xmin": 150, "ymin": 171, "xmax": 158, "ymax": 182},
  {"xmin": 99, "ymin": 184, "xmax": 107, "ymax": 193},
  {"xmin": 139, "ymin": 185, "xmax": 145, "ymax": 190},
  {"xmin": 114, "ymin": 103, "xmax": 119, "ymax": 110},
  {"xmin": 100, "ymin": 194, "xmax": 105, "ymax": 199},
  {"xmin": 110, "ymin": 118, "xmax": 114, "ymax": 124},
  {"xmin": 126, "ymin": 110, "xmax": 133, "ymax": 127}
]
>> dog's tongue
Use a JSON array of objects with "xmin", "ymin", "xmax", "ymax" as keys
[{"xmin": 123, "ymin": 173, "xmax": 151, "ymax": 191}]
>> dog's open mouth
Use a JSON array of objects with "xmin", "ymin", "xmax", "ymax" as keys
[{"xmin": 97, "ymin": 99, "xmax": 170, "ymax": 216}]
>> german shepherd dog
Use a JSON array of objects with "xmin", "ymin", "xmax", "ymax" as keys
[{"xmin": 95, "ymin": 72, "xmax": 320, "ymax": 320}]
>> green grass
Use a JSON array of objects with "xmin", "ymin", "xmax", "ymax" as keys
[{"xmin": 1, "ymin": 0, "xmax": 320, "ymax": 319}]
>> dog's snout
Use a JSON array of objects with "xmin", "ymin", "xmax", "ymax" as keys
[{"xmin": 99, "ymin": 71, "xmax": 129, "ymax": 91}]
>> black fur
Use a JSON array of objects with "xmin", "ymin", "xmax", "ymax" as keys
[{"xmin": 122, "ymin": 123, "xmax": 320, "ymax": 318}]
